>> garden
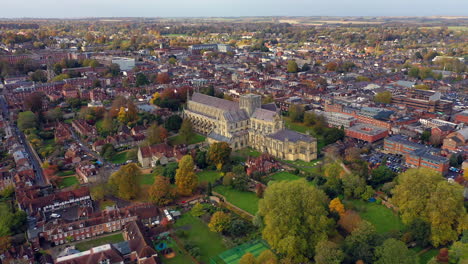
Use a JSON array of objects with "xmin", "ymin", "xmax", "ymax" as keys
[
  {"xmin": 213, "ymin": 185, "xmax": 260, "ymax": 215},
  {"xmin": 75, "ymin": 232, "xmax": 124, "ymax": 252}
]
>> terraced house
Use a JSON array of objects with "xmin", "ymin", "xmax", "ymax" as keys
[{"xmin": 184, "ymin": 93, "xmax": 317, "ymax": 161}]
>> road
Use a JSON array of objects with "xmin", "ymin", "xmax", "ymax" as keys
[{"xmin": 0, "ymin": 94, "xmax": 46, "ymax": 186}]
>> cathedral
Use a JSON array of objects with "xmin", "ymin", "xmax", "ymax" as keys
[{"xmin": 184, "ymin": 93, "xmax": 317, "ymax": 162}]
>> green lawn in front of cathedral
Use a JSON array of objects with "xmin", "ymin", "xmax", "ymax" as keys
[
  {"xmin": 231, "ymin": 148, "xmax": 262, "ymax": 162},
  {"xmin": 213, "ymin": 185, "xmax": 259, "ymax": 215},
  {"xmin": 197, "ymin": 170, "xmax": 223, "ymax": 183},
  {"xmin": 284, "ymin": 117, "xmax": 326, "ymax": 152},
  {"xmin": 169, "ymin": 133, "xmax": 206, "ymax": 145}
]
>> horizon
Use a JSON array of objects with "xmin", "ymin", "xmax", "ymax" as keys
[{"xmin": 1, "ymin": 0, "xmax": 468, "ymax": 19}]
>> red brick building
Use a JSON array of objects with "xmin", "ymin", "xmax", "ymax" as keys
[{"xmin": 345, "ymin": 123, "xmax": 389, "ymax": 143}]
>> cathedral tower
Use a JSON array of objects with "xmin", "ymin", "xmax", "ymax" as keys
[{"xmin": 240, "ymin": 94, "xmax": 261, "ymax": 117}]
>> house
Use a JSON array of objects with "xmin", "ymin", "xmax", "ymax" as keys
[
  {"xmin": 55, "ymin": 122, "xmax": 72, "ymax": 143},
  {"xmin": 138, "ymin": 143, "xmax": 187, "ymax": 168},
  {"xmin": 56, "ymin": 244, "xmax": 125, "ymax": 264},
  {"xmin": 246, "ymin": 154, "xmax": 281, "ymax": 176},
  {"xmin": 71, "ymin": 119, "xmax": 97, "ymax": 138},
  {"xmin": 75, "ymin": 162, "xmax": 98, "ymax": 183},
  {"xmin": 345, "ymin": 123, "xmax": 389, "ymax": 143},
  {"xmin": 123, "ymin": 221, "xmax": 159, "ymax": 263},
  {"xmin": 442, "ymin": 127, "xmax": 468, "ymax": 152}
]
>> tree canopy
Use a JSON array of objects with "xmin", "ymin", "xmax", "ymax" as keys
[
  {"xmin": 258, "ymin": 179, "xmax": 334, "ymax": 262},
  {"xmin": 108, "ymin": 163, "xmax": 141, "ymax": 200},
  {"xmin": 175, "ymin": 155, "xmax": 198, "ymax": 196}
]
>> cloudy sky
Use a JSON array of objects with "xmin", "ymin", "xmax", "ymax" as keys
[{"xmin": 1, "ymin": 0, "xmax": 467, "ymax": 18}]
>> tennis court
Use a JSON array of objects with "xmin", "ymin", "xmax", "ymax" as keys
[{"xmin": 211, "ymin": 240, "xmax": 270, "ymax": 264}]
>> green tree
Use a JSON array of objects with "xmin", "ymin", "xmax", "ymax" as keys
[
  {"xmin": 288, "ymin": 104, "xmax": 304, "ymax": 122},
  {"xmin": 30, "ymin": 69, "xmax": 47, "ymax": 82},
  {"xmin": 369, "ymin": 165, "xmax": 396, "ymax": 188},
  {"xmin": 391, "ymin": 168, "xmax": 467, "ymax": 246},
  {"xmin": 24, "ymin": 92, "xmax": 43, "ymax": 113},
  {"xmin": 258, "ymin": 179, "xmax": 334, "ymax": 262},
  {"xmin": 17, "ymin": 111, "xmax": 37, "ymax": 131},
  {"xmin": 342, "ymin": 174, "xmax": 366, "ymax": 199},
  {"xmin": 314, "ymin": 240, "xmax": 345, "ymax": 264},
  {"xmin": 191, "ymin": 203, "xmax": 204, "ymax": 217},
  {"xmin": 239, "ymin": 252, "xmax": 256, "ymax": 264},
  {"xmin": 179, "ymin": 118, "xmax": 194, "ymax": 144},
  {"xmin": 100, "ymin": 144, "xmax": 116, "ymax": 161},
  {"xmin": 147, "ymin": 124, "xmax": 168, "ymax": 145},
  {"xmin": 374, "ymin": 91, "xmax": 392, "ymax": 104},
  {"xmin": 344, "ymin": 220, "xmax": 379, "ymax": 263},
  {"xmin": 374, "ymin": 238, "xmax": 418, "ymax": 264},
  {"xmin": 162, "ymin": 162, "xmax": 178, "ymax": 183},
  {"xmin": 136, "ymin": 72, "xmax": 150, "ymax": 87},
  {"xmin": 287, "ymin": 60, "xmax": 298, "ymax": 73},
  {"xmin": 208, "ymin": 211, "xmax": 231, "ymax": 233},
  {"xmin": 108, "ymin": 163, "xmax": 141, "ymax": 200},
  {"xmin": 164, "ymin": 115, "xmax": 183, "ymax": 132},
  {"xmin": 148, "ymin": 176, "xmax": 175, "ymax": 205},
  {"xmin": 175, "ymin": 155, "xmax": 198, "ymax": 196},
  {"xmin": 207, "ymin": 142, "xmax": 232, "ymax": 170}
]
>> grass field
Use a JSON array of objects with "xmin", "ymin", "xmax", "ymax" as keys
[
  {"xmin": 75, "ymin": 233, "xmax": 124, "ymax": 252},
  {"xmin": 174, "ymin": 214, "xmax": 227, "ymax": 263},
  {"xmin": 231, "ymin": 148, "xmax": 263, "ymax": 163},
  {"xmin": 140, "ymin": 173, "xmax": 156, "ymax": 185},
  {"xmin": 110, "ymin": 151, "xmax": 128, "ymax": 164},
  {"xmin": 345, "ymin": 200, "xmax": 405, "ymax": 234},
  {"xmin": 197, "ymin": 170, "xmax": 223, "ymax": 183},
  {"xmin": 281, "ymin": 159, "xmax": 321, "ymax": 173},
  {"xmin": 214, "ymin": 185, "xmax": 259, "ymax": 215},
  {"xmin": 270, "ymin": 171, "xmax": 301, "ymax": 181},
  {"xmin": 58, "ymin": 176, "xmax": 79, "ymax": 189},
  {"xmin": 169, "ymin": 134, "xmax": 205, "ymax": 145}
]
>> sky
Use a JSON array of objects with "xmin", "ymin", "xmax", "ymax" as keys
[{"xmin": 1, "ymin": 0, "xmax": 467, "ymax": 18}]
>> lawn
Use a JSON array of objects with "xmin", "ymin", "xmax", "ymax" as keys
[
  {"xmin": 58, "ymin": 176, "xmax": 79, "ymax": 189},
  {"xmin": 281, "ymin": 159, "xmax": 321, "ymax": 173},
  {"xmin": 197, "ymin": 170, "xmax": 222, "ymax": 184},
  {"xmin": 110, "ymin": 151, "xmax": 128, "ymax": 164},
  {"xmin": 75, "ymin": 233, "xmax": 124, "ymax": 252},
  {"xmin": 169, "ymin": 134, "xmax": 205, "ymax": 145},
  {"xmin": 418, "ymin": 249, "xmax": 438, "ymax": 264},
  {"xmin": 140, "ymin": 173, "xmax": 156, "ymax": 185},
  {"xmin": 270, "ymin": 171, "xmax": 301, "ymax": 181},
  {"xmin": 174, "ymin": 214, "xmax": 227, "ymax": 264},
  {"xmin": 345, "ymin": 200, "xmax": 405, "ymax": 234},
  {"xmin": 231, "ymin": 148, "xmax": 263, "ymax": 163},
  {"xmin": 284, "ymin": 118, "xmax": 326, "ymax": 152},
  {"xmin": 163, "ymin": 237, "xmax": 195, "ymax": 264},
  {"xmin": 213, "ymin": 185, "xmax": 259, "ymax": 215},
  {"xmin": 57, "ymin": 170, "xmax": 75, "ymax": 177}
]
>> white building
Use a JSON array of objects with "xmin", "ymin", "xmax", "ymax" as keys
[{"xmin": 111, "ymin": 57, "xmax": 135, "ymax": 71}]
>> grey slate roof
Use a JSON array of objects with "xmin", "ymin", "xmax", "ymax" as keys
[
  {"xmin": 457, "ymin": 127, "xmax": 468, "ymax": 141},
  {"xmin": 261, "ymin": 103, "xmax": 277, "ymax": 112},
  {"xmin": 409, "ymin": 148, "xmax": 449, "ymax": 164},
  {"xmin": 191, "ymin": 92, "xmax": 239, "ymax": 111},
  {"xmin": 251, "ymin": 108, "xmax": 277, "ymax": 122},
  {"xmin": 267, "ymin": 129, "xmax": 315, "ymax": 143},
  {"xmin": 224, "ymin": 109, "xmax": 249, "ymax": 122},
  {"xmin": 207, "ymin": 131, "xmax": 231, "ymax": 143}
]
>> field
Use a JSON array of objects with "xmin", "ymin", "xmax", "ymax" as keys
[
  {"xmin": 58, "ymin": 176, "xmax": 79, "ymax": 189},
  {"xmin": 281, "ymin": 159, "xmax": 321, "ymax": 173},
  {"xmin": 75, "ymin": 233, "xmax": 124, "ymax": 252},
  {"xmin": 214, "ymin": 185, "xmax": 259, "ymax": 215},
  {"xmin": 231, "ymin": 148, "xmax": 263, "ymax": 163},
  {"xmin": 174, "ymin": 214, "xmax": 227, "ymax": 263},
  {"xmin": 269, "ymin": 171, "xmax": 301, "ymax": 181},
  {"xmin": 110, "ymin": 151, "xmax": 128, "ymax": 164},
  {"xmin": 197, "ymin": 170, "xmax": 223, "ymax": 183},
  {"xmin": 345, "ymin": 200, "xmax": 405, "ymax": 234},
  {"xmin": 214, "ymin": 240, "xmax": 270, "ymax": 264},
  {"xmin": 140, "ymin": 173, "xmax": 156, "ymax": 185},
  {"xmin": 57, "ymin": 170, "xmax": 75, "ymax": 177},
  {"xmin": 169, "ymin": 134, "xmax": 205, "ymax": 145}
]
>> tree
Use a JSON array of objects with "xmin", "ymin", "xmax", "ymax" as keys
[
  {"xmin": 374, "ymin": 91, "xmax": 392, "ymax": 104},
  {"xmin": 255, "ymin": 184, "xmax": 265, "ymax": 198},
  {"xmin": 24, "ymin": 92, "xmax": 43, "ymax": 113},
  {"xmin": 156, "ymin": 72, "xmax": 170, "ymax": 84},
  {"xmin": 287, "ymin": 60, "xmax": 298, "ymax": 73},
  {"xmin": 147, "ymin": 124, "xmax": 168, "ymax": 145},
  {"xmin": 374, "ymin": 238, "xmax": 418, "ymax": 264},
  {"xmin": 164, "ymin": 115, "xmax": 183, "ymax": 132},
  {"xmin": 207, "ymin": 142, "xmax": 232, "ymax": 170},
  {"xmin": 30, "ymin": 69, "xmax": 47, "ymax": 82},
  {"xmin": 342, "ymin": 174, "xmax": 366, "ymax": 199},
  {"xmin": 338, "ymin": 210, "xmax": 362, "ymax": 233},
  {"xmin": 343, "ymin": 220, "xmax": 379, "ymax": 263},
  {"xmin": 361, "ymin": 185, "xmax": 375, "ymax": 201},
  {"xmin": 100, "ymin": 144, "xmax": 116, "ymax": 161},
  {"xmin": 407, "ymin": 219, "xmax": 431, "ymax": 248},
  {"xmin": 329, "ymin": 197, "xmax": 345, "ymax": 216},
  {"xmin": 175, "ymin": 155, "xmax": 198, "ymax": 196},
  {"xmin": 108, "ymin": 163, "xmax": 141, "ymax": 200},
  {"xmin": 258, "ymin": 179, "xmax": 334, "ymax": 262},
  {"xmin": 191, "ymin": 203, "xmax": 204, "ymax": 217},
  {"xmin": 288, "ymin": 104, "xmax": 304, "ymax": 122},
  {"xmin": 90, "ymin": 183, "xmax": 108, "ymax": 201},
  {"xmin": 0, "ymin": 236, "xmax": 11, "ymax": 254},
  {"xmin": 162, "ymin": 162, "xmax": 178, "ymax": 183},
  {"xmin": 208, "ymin": 211, "xmax": 231, "ymax": 233},
  {"xmin": 239, "ymin": 252, "xmax": 256, "ymax": 264},
  {"xmin": 179, "ymin": 119, "xmax": 194, "ymax": 144},
  {"xmin": 256, "ymin": 250, "xmax": 278, "ymax": 264},
  {"xmin": 314, "ymin": 240, "xmax": 345, "ymax": 264},
  {"xmin": 148, "ymin": 176, "xmax": 175, "ymax": 205},
  {"xmin": 17, "ymin": 111, "xmax": 37, "ymax": 131},
  {"xmin": 108, "ymin": 63, "xmax": 120, "ymax": 76},
  {"xmin": 136, "ymin": 72, "xmax": 150, "ymax": 87},
  {"xmin": 369, "ymin": 165, "xmax": 396, "ymax": 188},
  {"xmin": 45, "ymin": 107, "xmax": 63, "ymax": 121},
  {"xmin": 391, "ymin": 168, "xmax": 467, "ymax": 246},
  {"xmin": 195, "ymin": 150, "xmax": 207, "ymax": 169},
  {"xmin": 117, "ymin": 106, "xmax": 129, "ymax": 124},
  {"xmin": 223, "ymin": 172, "xmax": 234, "ymax": 186}
]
